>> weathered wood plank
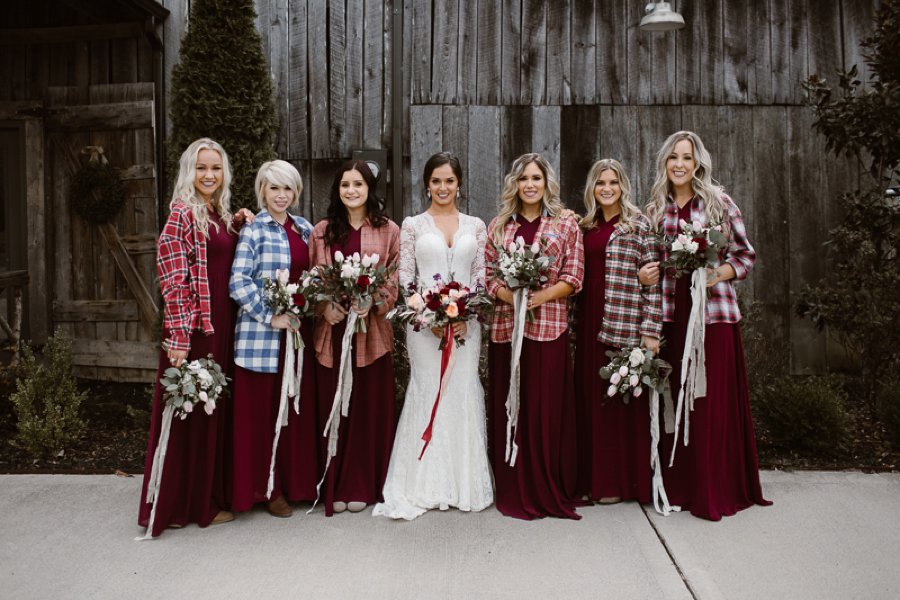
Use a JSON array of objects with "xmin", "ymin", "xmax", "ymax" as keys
[
  {"xmin": 596, "ymin": 0, "xmax": 628, "ymax": 104},
  {"xmin": 287, "ymin": 0, "xmax": 309, "ymax": 159},
  {"xmin": 53, "ymin": 300, "xmax": 140, "ymax": 322},
  {"xmin": 569, "ymin": 0, "xmax": 595, "ymax": 105},
  {"xmin": 431, "ymin": 0, "xmax": 459, "ymax": 104},
  {"xmin": 807, "ymin": 0, "xmax": 842, "ymax": 84},
  {"xmin": 531, "ymin": 105, "xmax": 561, "ymax": 175},
  {"xmin": 598, "ymin": 105, "xmax": 639, "ymax": 198},
  {"xmin": 520, "ymin": 0, "xmax": 547, "ymax": 105},
  {"xmin": 0, "ymin": 22, "xmax": 144, "ymax": 45},
  {"xmin": 73, "ymin": 365, "xmax": 155, "ymax": 383},
  {"xmin": 500, "ymin": 0, "xmax": 521, "ymax": 104},
  {"xmin": 634, "ymin": 106, "xmax": 681, "ymax": 204},
  {"xmin": 119, "ymin": 233, "xmax": 157, "ymax": 254},
  {"xmin": 559, "ymin": 105, "xmax": 598, "ymax": 210},
  {"xmin": 841, "ymin": 0, "xmax": 879, "ymax": 88},
  {"xmin": 500, "ymin": 106, "xmax": 533, "ymax": 177},
  {"xmin": 457, "ymin": 0, "xmax": 478, "ymax": 104},
  {"xmin": 411, "ymin": 0, "xmax": 432, "ymax": 104},
  {"xmin": 441, "ymin": 105, "xmax": 469, "ymax": 211},
  {"xmin": 381, "ymin": 0, "xmax": 394, "ymax": 150},
  {"xmin": 545, "ymin": 0, "xmax": 571, "ymax": 105},
  {"xmin": 750, "ymin": 0, "xmax": 774, "ymax": 105},
  {"xmin": 23, "ymin": 119, "xmax": 48, "ymax": 343},
  {"xmin": 769, "ymin": 0, "xmax": 791, "ymax": 103},
  {"xmin": 723, "ymin": 0, "xmax": 750, "ymax": 103},
  {"xmin": 264, "ymin": 0, "xmax": 291, "ymax": 156},
  {"xmin": 409, "ymin": 105, "xmax": 443, "ymax": 216},
  {"xmin": 329, "ymin": 0, "xmax": 348, "ymax": 156},
  {"xmin": 466, "ymin": 106, "xmax": 502, "ymax": 224},
  {"xmin": 44, "ymin": 101, "xmax": 154, "ymax": 131},
  {"xmin": 674, "ymin": 0, "xmax": 722, "ymax": 104},
  {"xmin": 344, "ymin": 0, "xmax": 364, "ymax": 150},
  {"xmin": 787, "ymin": 0, "xmax": 809, "ymax": 106},
  {"xmin": 362, "ymin": 0, "xmax": 385, "ymax": 148},
  {"xmin": 71, "ymin": 338, "xmax": 158, "ymax": 369},
  {"xmin": 308, "ymin": 0, "xmax": 330, "ymax": 159},
  {"xmin": 475, "ymin": 0, "xmax": 501, "ymax": 104}
]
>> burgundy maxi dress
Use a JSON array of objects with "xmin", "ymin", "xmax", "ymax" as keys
[
  {"xmin": 315, "ymin": 227, "xmax": 396, "ymax": 516},
  {"xmin": 488, "ymin": 216, "xmax": 581, "ymax": 520},
  {"xmin": 660, "ymin": 200, "xmax": 771, "ymax": 521},
  {"xmin": 138, "ymin": 213, "xmax": 237, "ymax": 537},
  {"xmin": 230, "ymin": 220, "xmax": 320, "ymax": 511},
  {"xmin": 575, "ymin": 216, "xmax": 652, "ymax": 503}
]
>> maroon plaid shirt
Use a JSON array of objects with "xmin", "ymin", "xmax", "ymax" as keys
[
  {"xmin": 596, "ymin": 216, "xmax": 663, "ymax": 347},
  {"xmin": 657, "ymin": 194, "xmax": 755, "ymax": 324},
  {"xmin": 157, "ymin": 202, "xmax": 213, "ymax": 352},
  {"xmin": 486, "ymin": 213, "xmax": 584, "ymax": 343}
]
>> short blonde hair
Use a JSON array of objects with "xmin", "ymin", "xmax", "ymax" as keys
[{"xmin": 255, "ymin": 159, "xmax": 304, "ymax": 212}]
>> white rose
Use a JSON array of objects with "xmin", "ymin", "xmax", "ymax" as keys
[
  {"xmin": 334, "ymin": 250, "xmax": 344, "ymax": 263},
  {"xmin": 530, "ymin": 241, "xmax": 540, "ymax": 254},
  {"xmin": 629, "ymin": 374, "xmax": 640, "ymax": 387},
  {"xmin": 686, "ymin": 240, "xmax": 699, "ymax": 254},
  {"xmin": 277, "ymin": 268, "xmax": 290, "ymax": 285},
  {"xmin": 508, "ymin": 241, "xmax": 517, "ymax": 253},
  {"xmin": 352, "ymin": 252, "xmax": 361, "ymax": 263},
  {"xmin": 692, "ymin": 220, "xmax": 703, "ymax": 230},
  {"xmin": 285, "ymin": 283, "xmax": 299, "ymax": 295},
  {"xmin": 215, "ymin": 385, "xmax": 223, "ymax": 394},
  {"xmin": 199, "ymin": 390, "xmax": 209, "ymax": 402},
  {"xmin": 361, "ymin": 254, "xmax": 373, "ymax": 267},
  {"xmin": 629, "ymin": 348, "xmax": 645, "ymax": 367},
  {"xmin": 672, "ymin": 238, "xmax": 685, "ymax": 252},
  {"xmin": 370, "ymin": 253, "xmax": 380, "ymax": 264}
]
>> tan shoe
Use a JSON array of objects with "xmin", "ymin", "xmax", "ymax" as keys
[
  {"xmin": 598, "ymin": 496, "xmax": 622, "ymax": 505},
  {"xmin": 211, "ymin": 510, "xmax": 234, "ymax": 525},
  {"xmin": 347, "ymin": 501, "xmax": 367, "ymax": 513},
  {"xmin": 333, "ymin": 501, "xmax": 348, "ymax": 513},
  {"xmin": 266, "ymin": 495, "xmax": 293, "ymax": 518}
]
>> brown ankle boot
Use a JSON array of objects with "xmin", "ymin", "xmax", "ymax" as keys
[{"xmin": 266, "ymin": 495, "xmax": 293, "ymax": 518}]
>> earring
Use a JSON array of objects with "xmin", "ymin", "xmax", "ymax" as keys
[{"xmin": 426, "ymin": 190, "xmax": 432, "ymax": 199}]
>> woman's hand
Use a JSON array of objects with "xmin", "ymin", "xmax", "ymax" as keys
[
  {"xmin": 271, "ymin": 314, "xmax": 299, "ymax": 331},
  {"xmin": 527, "ymin": 289, "xmax": 549, "ymax": 311},
  {"xmin": 496, "ymin": 286, "xmax": 515, "ymax": 305},
  {"xmin": 323, "ymin": 301, "xmax": 348, "ymax": 325},
  {"xmin": 642, "ymin": 335, "xmax": 660, "ymax": 354},
  {"xmin": 351, "ymin": 299, "xmax": 371, "ymax": 319},
  {"xmin": 233, "ymin": 208, "xmax": 256, "ymax": 227},
  {"xmin": 430, "ymin": 326, "xmax": 444, "ymax": 339},
  {"xmin": 639, "ymin": 261, "xmax": 660, "ymax": 285},
  {"xmin": 705, "ymin": 263, "xmax": 735, "ymax": 288},
  {"xmin": 167, "ymin": 348, "xmax": 188, "ymax": 368},
  {"xmin": 452, "ymin": 321, "xmax": 467, "ymax": 339}
]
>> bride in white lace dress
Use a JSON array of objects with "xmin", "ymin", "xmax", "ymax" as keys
[{"xmin": 373, "ymin": 153, "xmax": 494, "ymax": 520}]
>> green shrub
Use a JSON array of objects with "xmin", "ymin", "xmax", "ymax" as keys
[
  {"xmin": 876, "ymin": 379, "xmax": 900, "ymax": 448},
  {"xmin": 754, "ymin": 375, "xmax": 851, "ymax": 455},
  {"xmin": 11, "ymin": 329, "xmax": 87, "ymax": 458}
]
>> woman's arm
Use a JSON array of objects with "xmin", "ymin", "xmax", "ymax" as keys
[
  {"xmin": 157, "ymin": 206, "xmax": 194, "ymax": 360},
  {"xmin": 229, "ymin": 224, "xmax": 274, "ymax": 325}
]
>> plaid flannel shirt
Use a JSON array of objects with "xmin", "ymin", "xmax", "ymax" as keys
[
  {"xmin": 485, "ymin": 212, "xmax": 584, "ymax": 343},
  {"xmin": 230, "ymin": 211, "xmax": 314, "ymax": 373},
  {"xmin": 596, "ymin": 215, "xmax": 663, "ymax": 347},
  {"xmin": 157, "ymin": 201, "xmax": 213, "ymax": 352},
  {"xmin": 309, "ymin": 218, "xmax": 400, "ymax": 368},
  {"xmin": 657, "ymin": 194, "xmax": 755, "ymax": 324}
]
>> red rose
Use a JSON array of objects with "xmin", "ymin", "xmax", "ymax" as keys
[
  {"xmin": 457, "ymin": 298, "xmax": 467, "ymax": 313},
  {"xmin": 440, "ymin": 286, "xmax": 451, "ymax": 295},
  {"xmin": 447, "ymin": 281, "xmax": 461, "ymax": 290},
  {"xmin": 356, "ymin": 275, "xmax": 370, "ymax": 289},
  {"xmin": 426, "ymin": 294, "xmax": 442, "ymax": 311},
  {"xmin": 293, "ymin": 293, "xmax": 306, "ymax": 308},
  {"xmin": 692, "ymin": 236, "xmax": 708, "ymax": 253}
]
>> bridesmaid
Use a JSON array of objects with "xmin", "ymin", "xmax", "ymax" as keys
[
  {"xmin": 640, "ymin": 130, "xmax": 771, "ymax": 520},
  {"xmin": 138, "ymin": 138, "xmax": 250, "ymax": 536},
  {"xmin": 229, "ymin": 160, "xmax": 318, "ymax": 518},
  {"xmin": 574, "ymin": 159, "xmax": 662, "ymax": 505},
  {"xmin": 310, "ymin": 160, "xmax": 400, "ymax": 516},
  {"xmin": 484, "ymin": 153, "xmax": 585, "ymax": 520}
]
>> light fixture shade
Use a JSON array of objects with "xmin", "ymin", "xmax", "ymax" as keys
[{"xmin": 639, "ymin": 2, "xmax": 686, "ymax": 32}]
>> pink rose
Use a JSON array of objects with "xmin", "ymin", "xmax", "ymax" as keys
[
  {"xmin": 446, "ymin": 302, "xmax": 459, "ymax": 318},
  {"xmin": 632, "ymin": 386, "xmax": 643, "ymax": 397},
  {"xmin": 607, "ymin": 385, "xmax": 618, "ymax": 397},
  {"xmin": 182, "ymin": 400, "xmax": 194, "ymax": 414},
  {"xmin": 610, "ymin": 372, "xmax": 622, "ymax": 385}
]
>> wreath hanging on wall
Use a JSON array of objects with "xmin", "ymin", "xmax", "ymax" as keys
[{"xmin": 70, "ymin": 146, "xmax": 126, "ymax": 224}]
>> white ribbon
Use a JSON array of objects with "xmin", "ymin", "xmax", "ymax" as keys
[
  {"xmin": 310, "ymin": 311, "xmax": 359, "ymax": 512},
  {"xmin": 135, "ymin": 404, "xmax": 175, "ymax": 541},
  {"xmin": 669, "ymin": 267, "xmax": 708, "ymax": 467},
  {"xmin": 649, "ymin": 387, "xmax": 679, "ymax": 516},
  {"xmin": 504, "ymin": 289, "xmax": 528, "ymax": 466},
  {"xmin": 266, "ymin": 332, "xmax": 305, "ymax": 499}
]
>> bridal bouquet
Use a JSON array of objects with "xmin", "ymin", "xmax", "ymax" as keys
[
  {"xmin": 263, "ymin": 268, "xmax": 312, "ymax": 347},
  {"xmin": 659, "ymin": 219, "xmax": 727, "ymax": 278},
  {"xmin": 599, "ymin": 346, "xmax": 671, "ymax": 404},
  {"xmin": 490, "ymin": 236, "xmax": 553, "ymax": 321},
  {"xmin": 306, "ymin": 251, "xmax": 395, "ymax": 333},
  {"xmin": 599, "ymin": 345, "xmax": 677, "ymax": 516},
  {"xmin": 387, "ymin": 274, "xmax": 492, "ymax": 349},
  {"xmin": 139, "ymin": 355, "xmax": 229, "ymax": 540}
]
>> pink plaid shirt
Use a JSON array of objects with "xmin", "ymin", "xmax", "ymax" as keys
[
  {"xmin": 657, "ymin": 194, "xmax": 755, "ymax": 324},
  {"xmin": 157, "ymin": 201, "xmax": 213, "ymax": 352},
  {"xmin": 486, "ymin": 213, "xmax": 584, "ymax": 343}
]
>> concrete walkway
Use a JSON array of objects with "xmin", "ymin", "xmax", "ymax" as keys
[{"xmin": 0, "ymin": 470, "xmax": 898, "ymax": 599}]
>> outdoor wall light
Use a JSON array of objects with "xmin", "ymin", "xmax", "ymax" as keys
[{"xmin": 639, "ymin": 2, "xmax": 686, "ymax": 32}]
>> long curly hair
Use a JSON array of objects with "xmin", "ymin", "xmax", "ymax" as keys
[
  {"xmin": 579, "ymin": 158, "xmax": 641, "ymax": 232},
  {"xmin": 645, "ymin": 131, "xmax": 728, "ymax": 231},
  {"xmin": 324, "ymin": 160, "xmax": 388, "ymax": 247},
  {"xmin": 490, "ymin": 153, "xmax": 565, "ymax": 244},
  {"xmin": 170, "ymin": 137, "xmax": 234, "ymax": 237}
]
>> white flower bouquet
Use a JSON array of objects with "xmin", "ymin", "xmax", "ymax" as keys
[
  {"xmin": 599, "ymin": 346, "xmax": 671, "ymax": 404},
  {"xmin": 490, "ymin": 236, "xmax": 554, "ymax": 321},
  {"xmin": 659, "ymin": 219, "xmax": 727, "ymax": 278},
  {"xmin": 305, "ymin": 251, "xmax": 396, "ymax": 333}
]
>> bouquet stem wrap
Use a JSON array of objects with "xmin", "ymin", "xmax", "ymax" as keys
[
  {"xmin": 266, "ymin": 332, "xmax": 304, "ymax": 499},
  {"xmin": 136, "ymin": 404, "xmax": 175, "ymax": 541},
  {"xmin": 311, "ymin": 311, "xmax": 359, "ymax": 511},
  {"xmin": 505, "ymin": 289, "xmax": 529, "ymax": 466},
  {"xmin": 669, "ymin": 267, "xmax": 708, "ymax": 467},
  {"xmin": 419, "ymin": 325, "xmax": 457, "ymax": 460}
]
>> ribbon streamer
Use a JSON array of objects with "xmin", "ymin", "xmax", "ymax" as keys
[
  {"xmin": 136, "ymin": 404, "xmax": 175, "ymax": 541},
  {"xmin": 418, "ymin": 326, "xmax": 457, "ymax": 460},
  {"xmin": 504, "ymin": 288, "xmax": 529, "ymax": 466},
  {"xmin": 649, "ymin": 386, "xmax": 679, "ymax": 516},
  {"xmin": 266, "ymin": 332, "xmax": 304, "ymax": 499},
  {"xmin": 310, "ymin": 311, "xmax": 359, "ymax": 512},
  {"xmin": 669, "ymin": 267, "xmax": 708, "ymax": 467}
]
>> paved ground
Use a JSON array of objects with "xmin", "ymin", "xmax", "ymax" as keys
[{"xmin": 1, "ymin": 470, "xmax": 898, "ymax": 599}]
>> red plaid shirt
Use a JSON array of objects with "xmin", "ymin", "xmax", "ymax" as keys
[
  {"xmin": 157, "ymin": 202, "xmax": 213, "ymax": 352},
  {"xmin": 657, "ymin": 194, "xmax": 755, "ymax": 324},
  {"xmin": 596, "ymin": 216, "xmax": 663, "ymax": 347},
  {"xmin": 486, "ymin": 213, "xmax": 584, "ymax": 343}
]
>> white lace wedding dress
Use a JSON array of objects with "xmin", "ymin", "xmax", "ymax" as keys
[{"xmin": 373, "ymin": 212, "xmax": 494, "ymax": 520}]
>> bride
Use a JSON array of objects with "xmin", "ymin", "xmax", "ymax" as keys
[{"xmin": 373, "ymin": 152, "xmax": 494, "ymax": 520}]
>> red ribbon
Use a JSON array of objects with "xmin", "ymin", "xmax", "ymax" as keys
[{"xmin": 419, "ymin": 325, "xmax": 455, "ymax": 460}]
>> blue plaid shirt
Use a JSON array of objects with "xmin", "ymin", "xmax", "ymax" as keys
[{"xmin": 230, "ymin": 211, "xmax": 313, "ymax": 372}]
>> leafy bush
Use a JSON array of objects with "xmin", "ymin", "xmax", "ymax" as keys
[
  {"xmin": 11, "ymin": 330, "xmax": 87, "ymax": 458},
  {"xmin": 875, "ymin": 379, "xmax": 900, "ymax": 448},
  {"xmin": 753, "ymin": 375, "xmax": 851, "ymax": 455}
]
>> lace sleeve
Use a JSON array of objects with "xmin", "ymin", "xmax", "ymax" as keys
[
  {"xmin": 472, "ymin": 216, "xmax": 487, "ymax": 288},
  {"xmin": 398, "ymin": 216, "xmax": 417, "ymax": 288}
]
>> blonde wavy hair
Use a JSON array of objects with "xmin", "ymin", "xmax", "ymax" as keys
[
  {"xmin": 490, "ymin": 153, "xmax": 565, "ymax": 244},
  {"xmin": 645, "ymin": 131, "xmax": 727, "ymax": 231},
  {"xmin": 255, "ymin": 159, "xmax": 303, "ymax": 212},
  {"xmin": 170, "ymin": 138, "xmax": 234, "ymax": 237},
  {"xmin": 579, "ymin": 158, "xmax": 641, "ymax": 231}
]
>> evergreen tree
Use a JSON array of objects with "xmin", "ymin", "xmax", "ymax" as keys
[{"xmin": 167, "ymin": 0, "xmax": 277, "ymax": 211}]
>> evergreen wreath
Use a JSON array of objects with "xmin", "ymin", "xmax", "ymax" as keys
[{"xmin": 70, "ymin": 161, "xmax": 126, "ymax": 224}]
